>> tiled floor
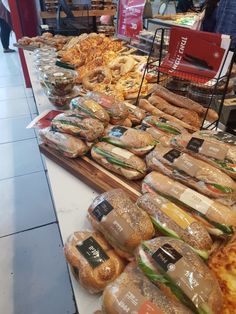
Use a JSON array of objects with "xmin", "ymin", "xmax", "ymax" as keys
[{"xmin": 0, "ymin": 47, "xmax": 76, "ymax": 313}]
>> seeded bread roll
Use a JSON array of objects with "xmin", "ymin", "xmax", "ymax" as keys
[
  {"xmin": 137, "ymin": 193, "xmax": 212, "ymax": 259},
  {"xmin": 64, "ymin": 230, "xmax": 126, "ymax": 293},
  {"xmin": 102, "ymin": 263, "xmax": 192, "ymax": 314},
  {"xmin": 136, "ymin": 237, "xmax": 223, "ymax": 314},
  {"xmin": 87, "ymin": 189, "xmax": 155, "ymax": 259}
]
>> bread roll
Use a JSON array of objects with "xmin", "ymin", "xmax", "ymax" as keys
[{"xmin": 64, "ymin": 230, "xmax": 125, "ymax": 293}]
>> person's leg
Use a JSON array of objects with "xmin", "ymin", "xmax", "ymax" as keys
[{"xmin": 0, "ymin": 18, "xmax": 14, "ymax": 52}]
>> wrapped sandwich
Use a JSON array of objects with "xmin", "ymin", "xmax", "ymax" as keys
[
  {"xmin": 51, "ymin": 111, "xmax": 104, "ymax": 142},
  {"xmin": 194, "ymin": 129, "xmax": 236, "ymax": 146},
  {"xmin": 70, "ymin": 96, "xmax": 110, "ymax": 125},
  {"xmin": 87, "ymin": 189, "xmax": 155, "ymax": 259},
  {"xmin": 124, "ymin": 102, "xmax": 146, "ymax": 126},
  {"xmin": 64, "ymin": 231, "xmax": 125, "ymax": 293},
  {"xmin": 172, "ymin": 133, "xmax": 236, "ymax": 179},
  {"xmin": 141, "ymin": 115, "xmax": 189, "ymax": 146},
  {"xmin": 101, "ymin": 125, "xmax": 156, "ymax": 156},
  {"xmin": 87, "ymin": 92, "xmax": 129, "ymax": 122},
  {"xmin": 146, "ymin": 144, "xmax": 236, "ymax": 205},
  {"xmin": 137, "ymin": 193, "xmax": 212, "ymax": 259},
  {"xmin": 136, "ymin": 237, "xmax": 223, "ymax": 314},
  {"xmin": 39, "ymin": 127, "xmax": 89, "ymax": 158},
  {"xmin": 142, "ymin": 172, "xmax": 236, "ymax": 235},
  {"xmin": 102, "ymin": 263, "xmax": 192, "ymax": 314},
  {"xmin": 91, "ymin": 142, "xmax": 147, "ymax": 180}
]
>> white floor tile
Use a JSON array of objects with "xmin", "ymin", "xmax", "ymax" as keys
[
  {"xmin": 0, "ymin": 172, "xmax": 56, "ymax": 237},
  {"xmin": 0, "ymin": 224, "xmax": 76, "ymax": 314},
  {"xmin": 0, "ymin": 86, "xmax": 26, "ymax": 101},
  {"xmin": 0, "ymin": 138, "xmax": 44, "ymax": 180},
  {"xmin": 0, "ymin": 115, "xmax": 35, "ymax": 144},
  {"xmin": 0, "ymin": 75, "xmax": 24, "ymax": 88},
  {"xmin": 0, "ymin": 98, "xmax": 30, "ymax": 119}
]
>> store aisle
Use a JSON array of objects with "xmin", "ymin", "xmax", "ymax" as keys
[{"xmin": 0, "ymin": 51, "xmax": 76, "ymax": 313}]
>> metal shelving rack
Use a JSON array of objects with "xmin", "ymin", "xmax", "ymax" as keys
[{"xmin": 136, "ymin": 27, "xmax": 236, "ymax": 130}]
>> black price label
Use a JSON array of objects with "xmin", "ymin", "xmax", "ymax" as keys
[
  {"xmin": 76, "ymin": 236, "xmax": 109, "ymax": 269},
  {"xmin": 109, "ymin": 126, "xmax": 127, "ymax": 138},
  {"xmin": 163, "ymin": 149, "xmax": 181, "ymax": 163},
  {"xmin": 186, "ymin": 137, "xmax": 204, "ymax": 153},
  {"xmin": 159, "ymin": 117, "xmax": 168, "ymax": 123},
  {"xmin": 92, "ymin": 200, "xmax": 113, "ymax": 221},
  {"xmin": 152, "ymin": 243, "xmax": 182, "ymax": 272}
]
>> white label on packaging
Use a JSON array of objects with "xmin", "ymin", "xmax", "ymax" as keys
[
  {"xmin": 125, "ymin": 102, "xmax": 136, "ymax": 109},
  {"xmin": 112, "ymin": 147, "xmax": 133, "ymax": 159},
  {"xmin": 53, "ymin": 72, "xmax": 64, "ymax": 77},
  {"xmin": 180, "ymin": 188, "xmax": 213, "ymax": 215}
]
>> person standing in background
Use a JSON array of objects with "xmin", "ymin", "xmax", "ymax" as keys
[
  {"xmin": 176, "ymin": 0, "xmax": 193, "ymax": 13},
  {"xmin": 215, "ymin": 0, "xmax": 236, "ymax": 47},
  {"xmin": 0, "ymin": 0, "xmax": 14, "ymax": 52},
  {"xmin": 201, "ymin": 0, "xmax": 219, "ymax": 32}
]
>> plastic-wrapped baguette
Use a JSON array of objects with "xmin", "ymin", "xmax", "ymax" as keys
[
  {"xmin": 39, "ymin": 127, "xmax": 89, "ymax": 158},
  {"xmin": 137, "ymin": 193, "xmax": 212, "ymax": 259},
  {"xmin": 87, "ymin": 91, "xmax": 129, "ymax": 122},
  {"xmin": 194, "ymin": 129, "xmax": 236, "ymax": 146},
  {"xmin": 101, "ymin": 125, "xmax": 156, "ymax": 156},
  {"xmin": 172, "ymin": 133, "xmax": 236, "ymax": 179},
  {"xmin": 142, "ymin": 172, "xmax": 236, "ymax": 235},
  {"xmin": 146, "ymin": 144, "xmax": 236, "ymax": 205},
  {"xmin": 64, "ymin": 230, "xmax": 126, "ymax": 293},
  {"xmin": 102, "ymin": 263, "xmax": 192, "ymax": 314},
  {"xmin": 87, "ymin": 189, "xmax": 155, "ymax": 259},
  {"xmin": 91, "ymin": 142, "xmax": 147, "ymax": 180},
  {"xmin": 141, "ymin": 115, "xmax": 189, "ymax": 146},
  {"xmin": 136, "ymin": 237, "xmax": 223, "ymax": 314},
  {"xmin": 124, "ymin": 102, "xmax": 146, "ymax": 125},
  {"xmin": 51, "ymin": 111, "xmax": 104, "ymax": 142},
  {"xmin": 70, "ymin": 96, "xmax": 110, "ymax": 125}
]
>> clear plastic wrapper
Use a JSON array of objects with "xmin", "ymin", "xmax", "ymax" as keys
[
  {"xmin": 172, "ymin": 133, "xmax": 236, "ymax": 178},
  {"xmin": 70, "ymin": 96, "xmax": 110, "ymax": 125},
  {"xmin": 33, "ymin": 47, "xmax": 57, "ymax": 60},
  {"xmin": 39, "ymin": 127, "xmax": 89, "ymax": 158},
  {"xmin": 124, "ymin": 102, "xmax": 145, "ymax": 126},
  {"xmin": 136, "ymin": 237, "xmax": 223, "ymax": 314},
  {"xmin": 142, "ymin": 172, "xmax": 236, "ymax": 235},
  {"xmin": 101, "ymin": 125, "xmax": 156, "ymax": 156},
  {"xmin": 194, "ymin": 129, "xmax": 236, "ymax": 146},
  {"xmin": 102, "ymin": 263, "xmax": 192, "ymax": 314},
  {"xmin": 87, "ymin": 189, "xmax": 155, "ymax": 259},
  {"xmin": 87, "ymin": 92, "xmax": 129, "ymax": 121},
  {"xmin": 146, "ymin": 144, "xmax": 236, "ymax": 205},
  {"xmin": 136, "ymin": 193, "xmax": 212, "ymax": 259},
  {"xmin": 51, "ymin": 111, "xmax": 104, "ymax": 142},
  {"xmin": 64, "ymin": 230, "xmax": 126, "ymax": 293},
  {"xmin": 34, "ymin": 57, "xmax": 56, "ymax": 70},
  {"xmin": 43, "ymin": 68, "xmax": 77, "ymax": 96},
  {"xmin": 47, "ymin": 88, "xmax": 80, "ymax": 109},
  {"xmin": 91, "ymin": 142, "xmax": 147, "ymax": 180}
]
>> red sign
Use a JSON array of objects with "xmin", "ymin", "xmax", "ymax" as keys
[
  {"xmin": 159, "ymin": 27, "xmax": 232, "ymax": 84},
  {"xmin": 117, "ymin": 0, "xmax": 145, "ymax": 40}
]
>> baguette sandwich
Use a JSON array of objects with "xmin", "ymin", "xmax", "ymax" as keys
[
  {"xmin": 51, "ymin": 111, "xmax": 104, "ymax": 142},
  {"xmin": 39, "ymin": 127, "xmax": 89, "ymax": 158},
  {"xmin": 172, "ymin": 133, "xmax": 236, "ymax": 178},
  {"xmin": 87, "ymin": 189, "xmax": 155, "ymax": 259},
  {"xmin": 91, "ymin": 142, "xmax": 147, "ymax": 180},
  {"xmin": 64, "ymin": 231, "xmax": 125, "ymax": 293},
  {"xmin": 136, "ymin": 237, "xmax": 223, "ymax": 314},
  {"xmin": 102, "ymin": 263, "xmax": 192, "ymax": 314},
  {"xmin": 124, "ymin": 102, "xmax": 146, "ymax": 125},
  {"xmin": 137, "ymin": 193, "xmax": 212, "ymax": 259},
  {"xmin": 87, "ymin": 91, "xmax": 129, "ymax": 122},
  {"xmin": 70, "ymin": 96, "xmax": 110, "ymax": 125},
  {"xmin": 142, "ymin": 172, "xmax": 236, "ymax": 235},
  {"xmin": 101, "ymin": 125, "xmax": 156, "ymax": 156},
  {"xmin": 146, "ymin": 144, "xmax": 236, "ymax": 205}
]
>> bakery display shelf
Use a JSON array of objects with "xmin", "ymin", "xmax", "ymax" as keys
[
  {"xmin": 40, "ymin": 9, "xmax": 116, "ymax": 19},
  {"xmin": 137, "ymin": 27, "xmax": 236, "ymax": 130},
  {"xmin": 40, "ymin": 144, "xmax": 141, "ymax": 201}
]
